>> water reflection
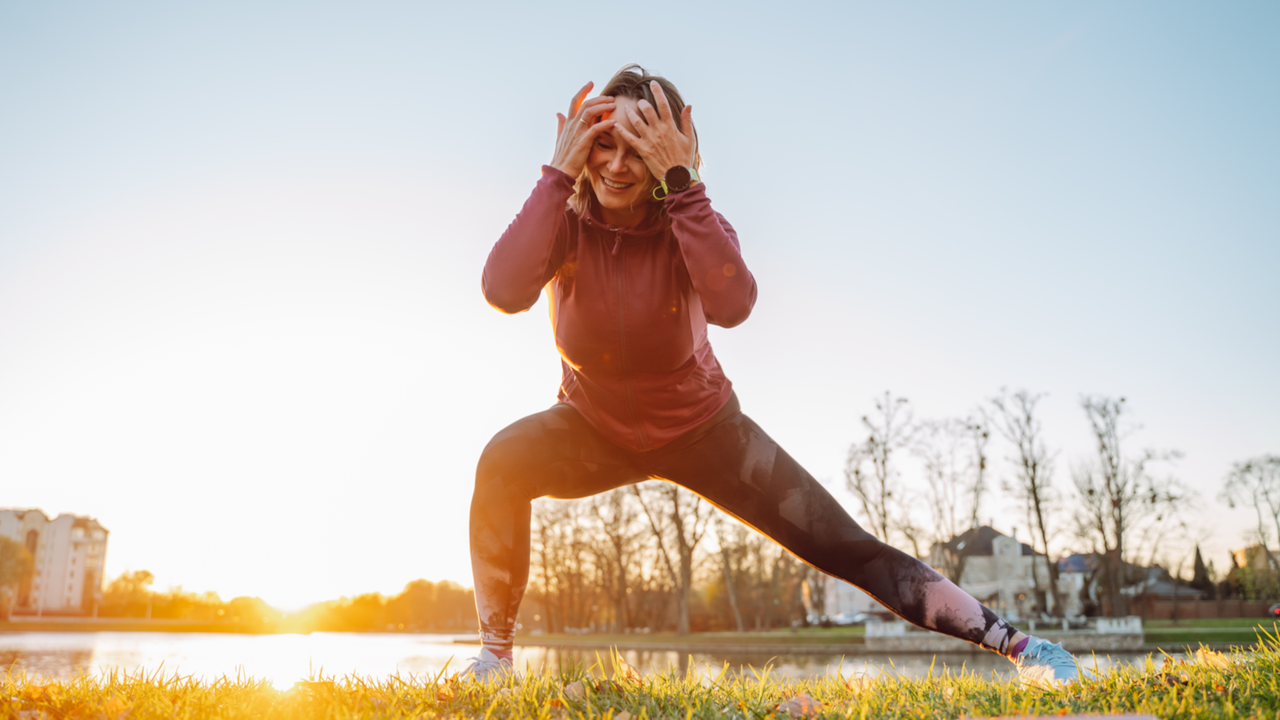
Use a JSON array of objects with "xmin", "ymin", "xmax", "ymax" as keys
[{"xmin": 0, "ymin": 632, "xmax": 1167, "ymax": 688}]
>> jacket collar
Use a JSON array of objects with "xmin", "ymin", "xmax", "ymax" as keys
[{"xmin": 580, "ymin": 196, "xmax": 667, "ymax": 238}]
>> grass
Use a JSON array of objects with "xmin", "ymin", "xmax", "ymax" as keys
[
  {"xmin": 1144, "ymin": 618, "xmax": 1278, "ymax": 629},
  {"xmin": 5, "ymin": 632, "xmax": 1280, "ymax": 719},
  {"xmin": 526, "ymin": 621, "xmax": 1280, "ymax": 652},
  {"xmin": 1142, "ymin": 619, "xmax": 1280, "ymax": 647}
]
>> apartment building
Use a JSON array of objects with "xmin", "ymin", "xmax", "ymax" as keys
[{"xmin": 0, "ymin": 508, "xmax": 109, "ymax": 615}]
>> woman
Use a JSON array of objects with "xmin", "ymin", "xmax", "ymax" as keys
[{"xmin": 468, "ymin": 65, "xmax": 1086, "ymax": 686}]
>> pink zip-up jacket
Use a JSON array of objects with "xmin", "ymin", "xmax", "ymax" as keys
[{"xmin": 482, "ymin": 166, "xmax": 758, "ymax": 451}]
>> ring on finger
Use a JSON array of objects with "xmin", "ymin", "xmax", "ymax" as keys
[{"xmin": 579, "ymin": 117, "xmax": 588, "ymax": 125}]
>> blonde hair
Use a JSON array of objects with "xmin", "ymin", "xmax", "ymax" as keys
[{"xmin": 568, "ymin": 64, "xmax": 701, "ymax": 216}]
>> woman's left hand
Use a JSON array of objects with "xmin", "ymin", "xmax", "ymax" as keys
[{"xmin": 614, "ymin": 80, "xmax": 697, "ymax": 183}]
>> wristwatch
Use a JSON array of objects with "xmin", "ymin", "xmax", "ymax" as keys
[{"xmin": 653, "ymin": 165, "xmax": 701, "ymax": 199}]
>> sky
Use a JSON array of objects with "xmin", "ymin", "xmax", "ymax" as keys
[{"xmin": 2, "ymin": 2, "xmax": 1277, "ymax": 610}]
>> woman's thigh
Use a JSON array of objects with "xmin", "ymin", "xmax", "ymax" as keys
[
  {"xmin": 647, "ymin": 413, "xmax": 889, "ymax": 584},
  {"xmin": 475, "ymin": 403, "xmax": 646, "ymax": 501}
]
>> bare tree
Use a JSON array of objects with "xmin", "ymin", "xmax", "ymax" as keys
[
  {"xmin": 590, "ymin": 489, "xmax": 643, "ymax": 631},
  {"xmin": 845, "ymin": 391, "xmax": 914, "ymax": 544},
  {"xmin": 989, "ymin": 389, "xmax": 1062, "ymax": 616},
  {"xmin": 1072, "ymin": 396, "xmax": 1186, "ymax": 617},
  {"xmin": 914, "ymin": 416, "xmax": 990, "ymax": 581},
  {"xmin": 632, "ymin": 482, "xmax": 712, "ymax": 635},
  {"xmin": 1219, "ymin": 455, "xmax": 1280, "ymax": 584},
  {"xmin": 713, "ymin": 516, "xmax": 746, "ymax": 632},
  {"xmin": 0, "ymin": 537, "xmax": 35, "ymax": 621}
]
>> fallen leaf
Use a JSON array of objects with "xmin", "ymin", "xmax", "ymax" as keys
[
  {"xmin": 22, "ymin": 686, "xmax": 53, "ymax": 703},
  {"xmin": 564, "ymin": 680, "xmax": 586, "ymax": 702},
  {"xmin": 366, "ymin": 689, "xmax": 389, "ymax": 710},
  {"xmin": 616, "ymin": 711, "xmax": 633, "ymax": 720},
  {"xmin": 436, "ymin": 682, "xmax": 456, "ymax": 702},
  {"xmin": 843, "ymin": 676, "xmax": 873, "ymax": 694},
  {"xmin": 1195, "ymin": 648, "xmax": 1233, "ymax": 670},
  {"xmin": 102, "ymin": 693, "xmax": 132, "ymax": 719},
  {"xmin": 778, "ymin": 692, "xmax": 823, "ymax": 719},
  {"xmin": 617, "ymin": 656, "xmax": 643, "ymax": 684},
  {"xmin": 549, "ymin": 698, "xmax": 566, "ymax": 708}
]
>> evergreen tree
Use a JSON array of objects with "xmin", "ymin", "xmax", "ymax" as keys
[{"xmin": 1190, "ymin": 545, "xmax": 1213, "ymax": 593}]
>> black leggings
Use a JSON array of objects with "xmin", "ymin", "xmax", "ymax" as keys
[{"xmin": 470, "ymin": 400, "xmax": 1021, "ymax": 654}]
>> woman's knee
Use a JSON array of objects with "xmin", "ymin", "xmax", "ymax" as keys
[
  {"xmin": 474, "ymin": 432, "xmax": 536, "ymax": 501},
  {"xmin": 474, "ymin": 407, "xmax": 578, "ymax": 500}
]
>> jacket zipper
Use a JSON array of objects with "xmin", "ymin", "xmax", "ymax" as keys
[{"xmin": 613, "ymin": 228, "xmax": 649, "ymax": 450}]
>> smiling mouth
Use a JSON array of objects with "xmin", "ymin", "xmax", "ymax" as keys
[{"xmin": 601, "ymin": 177, "xmax": 633, "ymax": 190}]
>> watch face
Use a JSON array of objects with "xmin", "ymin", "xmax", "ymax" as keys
[{"xmin": 664, "ymin": 165, "xmax": 692, "ymax": 191}]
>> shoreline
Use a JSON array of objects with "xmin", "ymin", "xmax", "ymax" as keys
[
  {"xmin": 496, "ymin": 639, "xmax": 1260, "ymax": 655},
  {"xmin": 3, "ymin": 620, "xmax": 1268, "ymax": 655}
]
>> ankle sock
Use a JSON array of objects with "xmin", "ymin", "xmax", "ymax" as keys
[
  {"xmin": 1009, "ymin": 636, "xmax": 1030, "ymax": 660},
  {"xmin": 486, "ymin": 647, "xmax": 514, "ymax": 662}
]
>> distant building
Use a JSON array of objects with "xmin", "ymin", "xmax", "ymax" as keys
[
  {"xmin": 1056, "ymin": 553, "xmax": 1094, "ymax": 617},
  {"xmin": 823, "ymin": 577, "xmax": 889, "ymax": 619},
  {"xmin": 1059, "ymin": 552, "xmax": 1206, "ymax": 617},
  {"xmin": 1231, "ymin": 544, "xmax": 1279, "ymax": 574},
  {"xmin": 0, "ymin": 508, "xmax": 109, "ymax": 615},
  {"xmin": 928, "ymin": 526, "xmax": 1054, "ymax": 620}
]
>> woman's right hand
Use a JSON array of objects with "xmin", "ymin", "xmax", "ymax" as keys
[{"xmin": 550, "ymin": 82, "xmax": 615, "ymax": 178}]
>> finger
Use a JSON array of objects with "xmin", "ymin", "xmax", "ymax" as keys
[
  {"xmin": 556, "ymin": 112, "xmax": 566, "ymax": 138},
  {"xmin": 636, "ymin": 98, "xmax": 661, "ymax": 127},
  {"xmin": 625, "ymin": 107, "xmax": 650, "ymax": 138},
  {"xmin": 579, "ymin": 95, "xmax": 615, "ymax": 110},
  {"xmin": 650, "ymin": 80, "xmax": 673, "ymax": 124},
  {"xmin": 612, "ymin": 121, "xmax": 642, "ymax": 148},
  {"xmin": 586, "ymin": 118, "xmax": 616, "ymax": 138},
  {"xmin": 682, "ymin": 105, "xmax": 698, "ymax": 161},
  {"xmin": 568, "ymin": 81, "xmax": 593, "ymax": 118},
  {"xmin": 579, "ymin": 98, "xmax": 616, "ymax": 122}
]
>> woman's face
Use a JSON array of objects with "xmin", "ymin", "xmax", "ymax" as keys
[{"xmin": 586, "ymin": 96, "xmax": 655, "ymax": 226}]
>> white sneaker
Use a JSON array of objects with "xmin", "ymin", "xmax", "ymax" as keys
[
  {"xmin": 1014, "ymin": 637, "xmax": 1094, "ymax": 687},
  {"xmin": 459, "ymin": 647, "xmax": 514, "ymax": 683}
]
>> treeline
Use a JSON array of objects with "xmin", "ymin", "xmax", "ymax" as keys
[
  {"xmin": 96, "ymin": 570, "xmax": 475, "ymax": 632},
  {"xmin": 524, "ymin": 390, "xmax": 1280, "ymax": 633},
  {"xmin": 522, "ymin": 489, "xmax": 827, "ymax": 635}
]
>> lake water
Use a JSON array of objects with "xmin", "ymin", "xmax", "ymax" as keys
[{"xmin": 0, "ymin": 632, "xmax": 1163, "ymax": 688}]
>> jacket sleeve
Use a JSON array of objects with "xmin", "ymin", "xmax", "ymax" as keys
[
  {"xmin": 664, "ymin": 183, "xmax": 758, "ymax": 327},
  {"xmin": 481, "ymin": 166, "xmax": 576, "ymax": 314}
]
